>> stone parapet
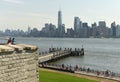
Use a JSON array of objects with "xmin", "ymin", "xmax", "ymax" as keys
[{"xmin": 0, "ymin": 44, "xmax": 39, "ymax": 82}]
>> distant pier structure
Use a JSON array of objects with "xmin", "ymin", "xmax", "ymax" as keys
[
  {"xmin": 49, "ymin": 47, "xmax": 84, "ymax": 56},
  {"xmin": 39, "ymin": 47, "xmax": 84, "ymax": 63}
]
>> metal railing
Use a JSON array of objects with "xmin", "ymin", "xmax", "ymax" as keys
[{"xmin": 39, "ymin": 63, "xmax": 120, "ymax": 81}]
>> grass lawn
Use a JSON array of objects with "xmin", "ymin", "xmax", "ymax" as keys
[{"xmin": 39, "ymin": 69, "xmax": 99, "ymax": 82}]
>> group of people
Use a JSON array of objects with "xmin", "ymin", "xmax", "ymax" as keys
[
  {"xmin": 41, "ymin": 63, "xmax": 119, "ymax": 77},
  {"xmin": 7, "ymin": 37, "xmax": 15, "ymax": 45}
]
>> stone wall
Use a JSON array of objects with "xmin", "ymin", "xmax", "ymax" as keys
[{"xmin": 0, "ymin": 44, "xmax": 39, "ymax": 82}]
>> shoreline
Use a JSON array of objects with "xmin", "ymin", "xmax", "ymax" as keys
[
  {"xmin": 40, "ymin": 68, "xmax": 117, "ymax": 82},
  {"xmin": 40, "ymin": 64, "xmax": 120, "ymax": 81}
]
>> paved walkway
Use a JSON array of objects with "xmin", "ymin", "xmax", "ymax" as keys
[
  {"xmin": 75, "ymin": 71, "xmax": 119, "ymax": 82},
  {"xmin": 40, "ymin": 68, "xmax": 117, "ymax": 82}
]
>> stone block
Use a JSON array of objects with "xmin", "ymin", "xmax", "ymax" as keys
[{"xmin": 0, "ymin": 44, "xmax": 39, "ymax": 82}]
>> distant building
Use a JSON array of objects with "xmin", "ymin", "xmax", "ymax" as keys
[
  {"xmin": 74, "ymin": 17, "xmax": 80, "ymax": 34},
  {"xmin": 5, "ymin": 29, "xmax": 11, "ymax": 36},
  {"xmin": 91, "ymin": 22, "xmax": 97, "ymax": 37},
  {"xmin": 67, "ymin": 28, "xmax": 74, "ymax": 37},
  {"xmin": 58, "ymin": 10, "xmax": 65, "ymax": 37},
  {"xmin": 108, "ymin": 28, "xmax": 113, "ymax": 37},
  {"xmin": 98, "ymin": 21, "xmax": 108, "ymax": 37},
  {"xmin": 62, "ymin": 24, "xmax": 65, "ymax": 36},
  {"xmin": 74, "ymin": 17, "xmax": 82, "ymax": 37},
  {"xmin": 116, "ymin": 25, "xmax": 120, "ymax": 37},
  {"xmin": 41, "ymin": 23, "xmax": 56, "ymax": 37},
  {"xmin": 27, "ymin": 26, "xmax": 31, "ymax": 34},
  {"xmin": 80, "ymin": 22, "xmax": 89, "ymax": 38},
  {"xmin": 30, "ymin": 28, "xmax": 39, "ymax": 37},
  {"xmin": 111, "ymin": 22, "xmax": 116, "ymax": 37},
  {"xmin": 99, "ymin": 21, "xmax": 106, "ymax": 27}
]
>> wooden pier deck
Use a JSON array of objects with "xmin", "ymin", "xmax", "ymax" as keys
[{"xmin": 39, "ymin": 48, "xmax": 84, "ymax": 63}]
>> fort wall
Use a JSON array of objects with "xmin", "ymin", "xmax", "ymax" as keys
[{"xmin": 0, "ymin": 44, "xmax": 38, "ymax": 82}]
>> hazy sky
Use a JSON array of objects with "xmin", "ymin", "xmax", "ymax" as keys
[{"xmin": 0, "ymin": 0, "xmax": 120, "ymax": 30}]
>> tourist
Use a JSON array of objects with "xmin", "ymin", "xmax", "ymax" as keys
[
  {"xmin": 7, "ymin": 37, "xmax": 11, "ymax": 44},
  {"xmin": 11, "ymin": 37, "xmax": 15, "ymax": 44},
  {"xmin": 105, "ymin": 70, "xmax": 109, "ymax": 77},
  {"xmin": 69, "ymin": 65, "xmax": 72, "ymax": 71},
  {"xmin": 74, "ymin": 65, "xmax": 78, "ymax": 71},
  {"xmin": 87, "ymin": 68, "xmax": 90, "ymax": 72},
  {"xmin": 97, "ymin": 71, "xmax": 100, "ymax": 76},
  {"xmin": 62, "ymin": 64, "xmax": 64, "ymax": 69}
]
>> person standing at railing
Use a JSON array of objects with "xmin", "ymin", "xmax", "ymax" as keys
[
  {"xmin": 7, "ymin": 37, "xmax": 11, "ymax": 44},
  {"xmin": 7, "ymin": 37, "xmax": 15, "ymax": 45},
  {"xmin": 11, "ymin": 37, "xmax": 15, "ymax": 44}
]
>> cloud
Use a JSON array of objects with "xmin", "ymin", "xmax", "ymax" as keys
[{"xmin": 2, "ymin": 0, "xmax": 24, "ymax": 4}]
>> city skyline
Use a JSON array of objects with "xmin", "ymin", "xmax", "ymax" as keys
[
  {"xmin": 1, "ymin": 11, "xmax": 120, "ymax": 38},
  {"xmin": 1, "ymin": 0, "xmax": 120, "ymax": 30}
]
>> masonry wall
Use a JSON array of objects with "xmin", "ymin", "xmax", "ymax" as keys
[{"xmin": 0, "ymin": 45, "xmax": 39, "ymax": 82}]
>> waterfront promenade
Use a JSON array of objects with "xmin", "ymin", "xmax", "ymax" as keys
[{"xmin": 40, "ymin": 64, "xmax": 120, "ymax": 82}]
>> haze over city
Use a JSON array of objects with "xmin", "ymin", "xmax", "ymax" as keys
[{"xmin": 0, "ymin": 0, "xmax": 120, "ymax": 30}]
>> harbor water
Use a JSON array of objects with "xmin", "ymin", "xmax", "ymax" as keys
[{"xmin": 0, "ymin": 37, "xmax": 120, "ymax": 73}]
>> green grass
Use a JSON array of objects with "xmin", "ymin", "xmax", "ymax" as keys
[{"xmin": 39, "ymin": 69, "xmax": 99, "ymax": 82}]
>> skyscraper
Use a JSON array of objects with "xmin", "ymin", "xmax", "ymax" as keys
[
  {"xmin": 57, "ymin": 10, "xmax": 65, "ymax": 37},
  {"xmin": 111, "ymin": 22, "xmax": 116, "ymax": 37},
  {"xmin": 74, "ymin": 17, "xmax": 80, "ymax": 34},
  {"xmin": 81, "ymin": 22, "xmax": 89, "ymax": 38},
  {"xmin": 116, "ymin": 25, "xmax": 120, "ymax": 37},
  {"xmin": 98, "ymin": 21, "xmax": 109, "ymax": 37},
  {"xmin": 74, "ymin": 17, "xmax": 82, "ymax": 37},
  {"xmin": 58, "ymin": 10, "xmax": 62, "ymax": 36},
  {"xmin": 58, "ymin": 10, "xmax": 62, "ymax": 29}
]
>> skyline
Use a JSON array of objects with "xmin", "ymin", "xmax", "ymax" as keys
[{"xmin": 1, "ymin": 0, "xmax": 120, "ymax": 30}]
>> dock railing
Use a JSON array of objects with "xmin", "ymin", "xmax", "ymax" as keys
[{"xmin": 39, "ymin": 63, "xmax": 120, "ymax": 81}]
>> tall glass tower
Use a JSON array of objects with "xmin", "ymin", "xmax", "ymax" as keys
[
  {"xmin": 58, "ymin": 10, "xmax": 63, "ymax": 36},
  {"xmin": 58, "ymin": 10, "xmax": 62, "ymax": 29}
]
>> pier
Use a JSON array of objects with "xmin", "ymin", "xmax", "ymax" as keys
[
  {"xmin": 39, "ymin": 48, "xmax": 84, "ymax": 63},
  {"xmin": 39, "ymin": 48, "xmax": 120, "ymax": 81}
]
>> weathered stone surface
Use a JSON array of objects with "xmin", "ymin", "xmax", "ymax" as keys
[
  {"xmin": 0, "ymin": 44, "xmax": 39, "ymax": 82},
  {"xmin": 0, "ymin": 45, "xmax": 15, "ymax": 53}
]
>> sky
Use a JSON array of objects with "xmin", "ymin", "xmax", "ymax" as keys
[{"xmin": 0, "ymin": 0, "xmax": 120, "ymax": 31}]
